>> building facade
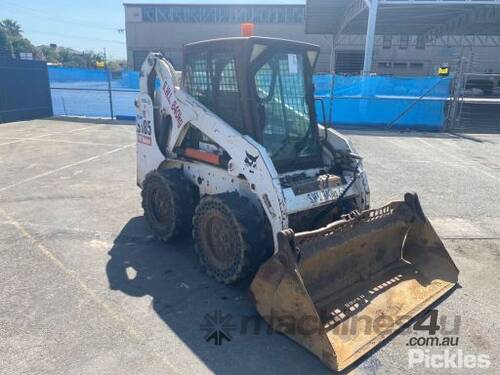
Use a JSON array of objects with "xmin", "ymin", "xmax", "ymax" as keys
[
  {"xmin": 124, "ymin": 3, "xmax": 334, "ymax": 71},
  {"xmin": 124, "ymin": 3, "xmax": 500, "ymax": 75}
]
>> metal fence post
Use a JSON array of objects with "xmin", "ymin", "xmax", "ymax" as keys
[
  {"xmin": 362, "ymin": 0, "xmax": 379, "ymax": 76},
  {"xmin": 328, "ymin": 74, "xmax": 335, "ymax": 125},
  {"xmin": 107, "ymin": 68, "xmax": 114, "ymax": 119},
  {"xmin": 104, "ymin": 48, "xmax": 114, "ymax": 119},
  {"xmin": 446, "ymin": 52, "xmax": 466, "ymax": 131}
]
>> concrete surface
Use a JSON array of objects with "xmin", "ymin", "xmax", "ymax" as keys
[{"xmin": 0, "ymin": 119, "xmax": 499, "ymax": 374}]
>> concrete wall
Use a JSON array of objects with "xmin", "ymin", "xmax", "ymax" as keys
[
  {"xmin": 124, "ymin": 4, "xmax": 500, "ymax": 75},
  {"xmin": 124, "ymin": 4, "xmax": 333, "ymax": 71},
  {"xmin": 335, "ymin": 34, "xmax": 500, "ymax": 76}
]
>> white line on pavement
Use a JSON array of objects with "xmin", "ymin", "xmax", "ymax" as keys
[{"xmin": 0, "ymin": 143, "xmax": 134, "ymax": 194}]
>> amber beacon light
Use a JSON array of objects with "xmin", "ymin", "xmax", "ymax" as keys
[{"xmin": 240, "ymin": 23, "xmax": 255, "ymax": 37}]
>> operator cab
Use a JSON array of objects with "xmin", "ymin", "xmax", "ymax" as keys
[{"xmin": 182, "ymin": 37, "xmax": 321, "ymax": 173}]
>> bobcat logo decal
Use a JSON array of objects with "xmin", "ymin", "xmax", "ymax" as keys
[{"xmin": 244, "ymin": 151, "xmax": 259, "ymax": 172}]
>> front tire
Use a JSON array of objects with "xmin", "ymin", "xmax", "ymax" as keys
[
  {"xmin": 192, "ymin": 193, "xmax": 271, "ymax": 284},
  {"xmin": 141, "ymin": 169, "xmax": 196, "ymax": 242}
]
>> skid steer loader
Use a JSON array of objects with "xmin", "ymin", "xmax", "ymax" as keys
[{"xmin": 135, "ymin": 37, "xmax": 458, "ymax": 371}]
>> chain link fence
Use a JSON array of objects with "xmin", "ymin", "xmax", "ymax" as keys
[
  {"xmin": 447, "ymin": 51, "xmax": 500, "ymax": 133},
  {"xmin": 49, "ymin": 67, "xmax": 139, "ymax": 119},
  {"xmin": 449, "ymin": 73, "xmax": 500, "ymax": 133},
  {"xmin": 48, "ymin": 64, "xmax": 499, "ymax": 133}
]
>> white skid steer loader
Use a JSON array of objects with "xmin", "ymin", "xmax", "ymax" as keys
[{"xmin": 135, "ymin": 37, "xmax": 458, "ymax": 371}]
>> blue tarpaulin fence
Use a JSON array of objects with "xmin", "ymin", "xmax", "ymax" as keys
[
  {"xmin": 314, "ymin": 74, "xmax": 451, "ymax": 131},
  {"xmin": 48, "ymin": 67, "xmax": 451, "ymax": 130},
  {"xmin": 49, "ymin": 67, "xmax": 138, "ymax": 118}
]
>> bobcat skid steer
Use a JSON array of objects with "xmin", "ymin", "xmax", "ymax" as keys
[{"xmin": 135, "ymin": 37, "xmax": 458, "ymax": 371}]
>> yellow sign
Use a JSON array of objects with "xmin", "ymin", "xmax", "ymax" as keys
[
  {"xmin": 96, "ymin": 61, "xmax": 105, "ymax": 68},
  {"xmin": 438, "ymin": 66, "xmax": 449, "ymax": 76}
]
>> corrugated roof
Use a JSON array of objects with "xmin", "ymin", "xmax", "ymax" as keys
[{"xmin": 306, "ymin": 0, "xmax": 500, "ymax": 36}]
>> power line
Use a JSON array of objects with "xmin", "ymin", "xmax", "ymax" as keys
[
  {"xmin": 2, "ymin": 0, "xmax": 124, "ymax": 32},
  {"xmin": 23, "ymin": 29, "xmax": 126, "ymax": 45}
]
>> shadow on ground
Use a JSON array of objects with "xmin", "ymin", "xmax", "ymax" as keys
[
  {"xmin": 105, "ymin": 216, "xmax": 333, "ymax": 375},
  {"xmin": 104, "ymin": 216, "xmax": 460, "ymax": 374},
  {"xmin": 337, "ymin": 127, "xmax": 475, "ymax": 139}
]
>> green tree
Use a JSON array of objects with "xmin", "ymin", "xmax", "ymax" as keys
[
  {"xmin": 1, "ymin": 19, "xmax": 124, "ymax": 69},
  {"xmin": 1, "ymin": 19, "xmax": 35, "ymax": 58},
  {"xmin": 0, "ymin": 28, "xmax": 14, "ymax": 58},
  {"xmin": 11, "ymin": 37, "xmax": 36, "ymax": 58},
  {"xmin": 0, "ymin": 19, "xmax": 22, "ymax": 38},
  {"xmin": 107, "ymin": 59, "xmax": 127, "ymax": 72},
  {"xmin": 37, "ymin": 45, "xmax": 60, "ymax": 63}
]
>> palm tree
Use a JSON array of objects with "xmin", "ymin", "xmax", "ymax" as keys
[
  {"xmin": 0, "ymin": 19, "xmax": 22, "ymax": 38},
  {"xmin": 0, "ymin": 28, "xmax": 14, "ymax": 58}
]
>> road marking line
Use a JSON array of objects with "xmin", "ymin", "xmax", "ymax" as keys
[
  {"xmin": 0, "ymin": 139, "xmax": 29, "ymax": 146},
  {"xmin": 66, "ymin": 125, "xmax": 98, "ymax": 133},
  {"xmin": 0, "ymin": 132, "xmax": 59, "ymax": 146},
  {"xmin": 0, "ymin": 125, "xmax": 92, "ymax": 146},
  {"xmin": 0, "ymin": 220, "xmax": 150, "ymax": 241},
  {"xmin": 0, "ymin": 143, "xmax": 134, "ymax": 193},
  {"xmin": 0, "ymin": 137, "xmax": 129, "ymax": 147},
  {"xmin": 0, "ymin": 207, "xmax": 143, "ymax": 340},
  {"xmin": 0, "ymin": 208, "xmax": 180, "ymax": 374},
  {"xmin": 429, "ymin": 217, "xmax": 496, "ymax": 239}
]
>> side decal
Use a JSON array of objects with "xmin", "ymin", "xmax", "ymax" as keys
[{"xmin": 136, "ymin": 113, "xmax": 152, "ymax": 145}]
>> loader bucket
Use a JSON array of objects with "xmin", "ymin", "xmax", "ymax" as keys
[{"xmin": 250, "ymin": 193, "xmax": 458, "ymax": 371}]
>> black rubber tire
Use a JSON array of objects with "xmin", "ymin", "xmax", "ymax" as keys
[
  {"xmin": 141, "ymin": 169, "xmax": 196, "ymax": 242},
  {"xmin": 192, "ymin": 193, "xmax": 272, "ymax": 284}
]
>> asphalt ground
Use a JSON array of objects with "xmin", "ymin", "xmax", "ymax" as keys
[{"xmin": 0, "ymin": 119, "xmax": 499, "ymax": 374}]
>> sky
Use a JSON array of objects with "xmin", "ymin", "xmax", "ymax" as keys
[{"xmin": 1, "ymin": 0, "xmax": 304, "ymax": 60}]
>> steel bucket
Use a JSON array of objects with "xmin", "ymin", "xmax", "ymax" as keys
[{"xmin": 250, "ymin": 193, "xmax": 459, "ymax": 371}]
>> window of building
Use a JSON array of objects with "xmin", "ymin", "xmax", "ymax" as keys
[
  {"xmin": 409, "ymin": 62, "xmax": 424, "ymax": 71},
  {"xmin": 416, "ymin": 35, "xmax": 426, "ymax": 50},
  {"xmin": 216, "ymin": 7, "xmax": 230, "ymax": 23},
  {"xmin": 140, "ymin": 5, "xmax": 304, "ymax": 24},
  {"xmin": 382, "ymin": 35, "xmax": 392, "ymax": 49},
  {"xmin": 394, "ymin": 62, "xmax": 408, "ymax": 70},
  {"xmin": 277, "ymin": 8, "xmax": 286, "ymax": 23},
  {"xmin": 156, "ymin": 7, "xmax": 171, "ymax": 22},
  {"xmin": 400, "ymin": 35, "xmax": 409, "ymax": 49},
  {"xmin": 142, "ymin": 7, "xmax": 156, "ymax": 22},
  {"xmin": 172, "ymin": 7, "xmax": 184, "ymax": 22},
  {"xmin": 335, "ymin": 51, "xmax": 364, "ymax": 74},
  {"xmin": 378, "ymin": 62, "xmax": 392, "ymax": 69}
]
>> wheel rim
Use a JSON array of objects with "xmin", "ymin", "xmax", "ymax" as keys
[
  {"xmin": 151, "ymin": 187, "xmax": 171, "ymax": 225},
  {"xmin": 204, "ymin": 213, "xmax": 239, "ymax": 271}
]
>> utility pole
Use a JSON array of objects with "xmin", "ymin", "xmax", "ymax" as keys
[
  {"xmin": 104, "ymin": 48, "xmax": 114, "ymax": 119},
  {"xmin": 362, "ymin": 0, "xmax": 379, "ymax": 76}
]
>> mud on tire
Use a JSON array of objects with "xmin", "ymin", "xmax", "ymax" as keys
[
  {"xmin": 192, "ymin": 193, "xmax": 272, "ymax": 284},
  {"xmin": 142, "ymin": 169, "xmax": 196, "ymax": 242}
]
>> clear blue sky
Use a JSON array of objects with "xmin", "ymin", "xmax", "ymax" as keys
[{"xmin": 1, "ymin": 0, "xmax": 304, "ymax": 60}]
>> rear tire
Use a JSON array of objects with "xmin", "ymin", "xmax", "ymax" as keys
[
  {"xmin": 142, "ymin": 169, "xmax": 196, "ymax": 242},
  {"xmin": 192, "ymin": 193, "xmax": 271, "ymax": 284}
]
